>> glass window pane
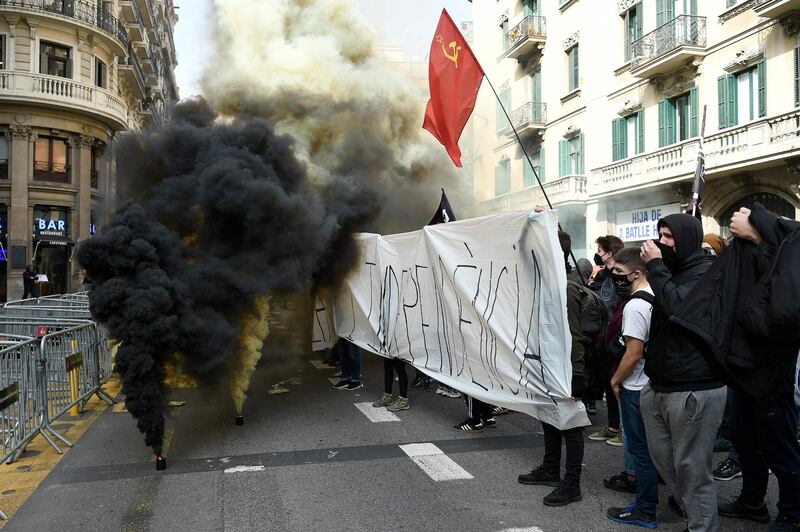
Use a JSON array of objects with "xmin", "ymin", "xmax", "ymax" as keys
[
  {"xmin": 35, "ymin": 138, "xmax": 49, "ymax": 162},
  {"xmin": 0, "ymin": 137, "xmax": 8, "ymax": 160},
  {"xmin": 52, "ymin": 140, "xmax": 67, "ymax": 165}
]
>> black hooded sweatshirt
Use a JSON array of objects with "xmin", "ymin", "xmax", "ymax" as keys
[{"xmin": 643, "ymin": 214, "xmax": 722, "ymax": 392}]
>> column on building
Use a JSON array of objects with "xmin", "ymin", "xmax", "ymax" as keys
[
  {"xmin": 7, "ymin": 125, "xmax": 32, "ymax": 300},
  {"xmin": 72, "ymin": 134, "xmax": 94, "ymax": 290}
]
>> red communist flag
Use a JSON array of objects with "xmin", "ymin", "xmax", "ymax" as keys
[{"xmin": 422, "ymin": 9, "xmax": 485, "ymax": 168}]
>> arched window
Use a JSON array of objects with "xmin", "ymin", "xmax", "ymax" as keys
[{"xmin": 718, "ymin": 192, "xmax": 795, "ymax": 240}]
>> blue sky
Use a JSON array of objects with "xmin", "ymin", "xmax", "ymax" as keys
[{"xmin": 173, "ymin": 0, "xmax": 473, "ymax": 98}]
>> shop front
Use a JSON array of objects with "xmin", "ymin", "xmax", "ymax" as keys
[{"xmin": 32, "ymin": 206, "xmax": 73, "ymax": 296}]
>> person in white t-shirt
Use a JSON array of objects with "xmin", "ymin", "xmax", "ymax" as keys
[{"xmin": 605, "ymin": 247, "xmax": 661, "ymax": 529}]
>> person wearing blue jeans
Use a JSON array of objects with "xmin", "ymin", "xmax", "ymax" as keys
[
  {"xmin": 332, "ymin": 339, "xmax": 363, "ymax": 391},
  {"xmin": 604, "ymin": 247, "xmax": 659, "ymax": 528}
]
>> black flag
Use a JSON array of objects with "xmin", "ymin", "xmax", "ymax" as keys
[{"xmin": 428, "ymin": 188, "xmax": 457, "ymax": 225}]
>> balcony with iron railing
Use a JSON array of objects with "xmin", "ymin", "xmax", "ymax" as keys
[
  {"xmin": 590, "ymin": 108, "xmax": 800, "ymax": 197},
  {"xmin": 138, "ymin": 0, "xmax": 155, "ymax": 28},
  {"xmin": 501, "ymin": 15, "xmax": 546, "ymax": 60},
  {"xmin": 0, "ymin": 70, "xmax": 128, "ymax": 130},
  {"xmin": 630, "ymin": 15, "xmax": 706, "ymax": 78},
  {"xmin": 119, "ymin": 47, "xmax": 145, "ymax": 98},
  {"xmin": 506, "ymin": 102, "xmax": 547, "ymax": 138},
  {"xmin": 753, "ymin": 0, "xmax": 800, "ymax": 18},
  {"xmin": 0, "ymin": 0, "xmax": 128, "ymax": 55},
  {"xmin": 33, "ymin": 161, "xmax": 70, "ymax": 183}
]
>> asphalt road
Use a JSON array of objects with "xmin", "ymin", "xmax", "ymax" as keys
[{"xmin": 4, "ymin": 342, "xmax": 781, "ymax": 532}]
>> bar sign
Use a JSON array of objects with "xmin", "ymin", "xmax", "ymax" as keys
[
  {"xmin": 65, "ymin": 352, "xmax": 83, "ymax": 372},
  {"xmin": 0, "ymin": 382, "xmax": 20, "ymax": 411}
]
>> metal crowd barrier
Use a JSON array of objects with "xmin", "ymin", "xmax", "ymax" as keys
[{"xmin": 0, "ymin": 293, "xmax": 115, "ymax": 467}]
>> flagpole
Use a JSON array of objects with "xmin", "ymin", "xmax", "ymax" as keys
[
  {"xmin": 690, "ymin": 105, "xmax": 708, "ymax": 218},
  {"xmin": 482, "ymin": 74, "xmax": 586, "ymax": 285}
]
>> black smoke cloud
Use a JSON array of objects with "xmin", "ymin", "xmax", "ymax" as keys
[{"xmin": 77, "ymin": 98, "xmax": 399, "ymax": 452}]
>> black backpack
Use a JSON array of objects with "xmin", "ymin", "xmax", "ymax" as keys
[
  {"xmin": 605, "ymin": 291, "xmax": 656, "ymax": 361},
  {"xmin": 568, "ymin": 281, "xmax": 609, "ymax": 344}
]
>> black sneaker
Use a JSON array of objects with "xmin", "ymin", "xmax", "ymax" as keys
[
  {"xmin": 345, "ymin": 381, "xmax": 364, "ymax": 391},
  {"xmin": 543, "ymin": 481, "xmax": 582, "ymax": 507},
  {"xmin": 332, "ymin": 379, "xmax": 350, "ymax": 389},
  {"xmin": 607, "ymin": 503, "xmax": 657, "ymax": 529},
  {"xmin": 668, "ymin": 496, "xmax": 687, "ymax": 519},
  {"xmin": 719, "ymin": 497, "xmax": 771, "ymax": 523},
  {"xmin": 453, "ymin": 419, "xmax": 484, "ymax": 432},
  {"xmin": 482, "ymin": 416, "xmax": 496, "ymax": 427},
  {"xmin": 412, "ymin": 377, "xmax": 424, "ymax": 388},
  {"xmin": 769, "ymin": 514, "xmax": 800, "ymax": 531},
  {"xmin": 518, "ymin": 464, "xmax": 560, "ymax": 487},
  {"xmin": 603, "ymin": 472, "xmax": 636, "ymax": 494},
  {"xmin": 492, "ymin": 406, "xmax": 510, "ymax": 415},
  {"xmin": 713, "ymin": 458, "xmax": 742, "ymax": 481}
]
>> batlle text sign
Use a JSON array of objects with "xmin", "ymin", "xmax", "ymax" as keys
[
  {"xmin": 615, "ymin": 203, "xmax": 680, "ymax": 242},
  {"xmin": 314, "ymin": 210, "xmax": 590, "ymax": 431}
]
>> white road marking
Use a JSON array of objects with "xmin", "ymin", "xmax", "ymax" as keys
[
  {"xmin": 223, "ymin": 465, "xmax": 265, "ymax": 474},
  {"xmin": 399, "ymin": 443, "xmax": 473, "ymax": 481},
  {"xmin": 353, "ymin": 402, "xmax": 401, "ymax": 422},
  {"xmin": 309, "ymin": 360, "xmax": 329, "ymax": 370},
  {"xmin": 496, "ymin": 528, "xmax": 545, "ymax": 532}
]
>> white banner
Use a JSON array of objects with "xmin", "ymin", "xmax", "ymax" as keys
[
  {"xmin": 313, "ymin": 210, "xmax": 589, "ymax": 430},
  {"xmin": 616, "ymin": 202, "xmax": 681, "ymax": 242}
]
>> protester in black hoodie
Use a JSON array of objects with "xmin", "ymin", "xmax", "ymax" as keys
[
  {"xmin": 639, "ymin": 213, "xmax": 726, "ymax": 532},
  {"xmin": 669, "ymin": 205, "xmax": 800, "ymax": 530}
]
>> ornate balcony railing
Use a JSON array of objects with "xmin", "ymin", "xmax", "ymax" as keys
[
  {"xmin": 504, "ymin": 15, "xmax": 546, "ymax": 52},
  {"xmin": 123, "ymin": 45, "xmax": 145, "ymax": 90},
  {"xmin": 591, "ymin": 109, "xmax": 800, "ymax": 196},
  {"xmin": 630, "ymin": 15, "xmax": 705, "ymax": 70},
  {"xmin": 511, "ymin": 102, "xmax": 547, "ymax": 131},
  {"xmin": 0, "ymin": 0, "xmax": 129, "ymax": 48},
  {"xmin": 0, "ymin": 70, "xmax": 128, "ymax": 129}
]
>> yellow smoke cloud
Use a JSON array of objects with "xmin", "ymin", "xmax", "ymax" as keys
[{"xmin": 229, "ymin": 295, "xmax": 271, "ymax": 414}]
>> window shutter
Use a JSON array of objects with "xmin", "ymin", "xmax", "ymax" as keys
[
  {"xmin": 559, "ymin": 139, "xmax": 568, "ymax": 177},
  {"xmin": 540, "ymin": 146, "xmax": 545, "ymax": 182},
  {"xmin": 523, "ymin": 0, "xmax": 533, "ymax": 17},
  {"xmin": 533, "ymin": 69, "xmax": 541, "ymax": 103},
  {"xmin": 578, "ymin": 134, "xmax": 585, "ymax": 174},
  {"xmin": 689, "ymin": 86, "xmax": 699, "ymax": 138},
  {"xmin": 727, "ymin": 74, "xmax": 737, "ymax": 127},
  {"xmin": 690, "ymin": 0, "xmax": 697, "ymax": 16},
  {"xmin": 726, "ymin": 0, "xmax": 736, "ymax": 6},
  {"xmin": 635, "ymin": 3, "xmax": 643, "ymax": 40},
  {"xmin": 658, "ymin": 99, "xmax": 667, "ymax": 147},
  {"xmin": 665, "ymin": 0, "xmax": 674, "ymax": 20},
  {"xmin": 637, "ymin": 110, "xmax": 645, "ymax": 154},
  {"xmin": 795, "ymin": 46, "xmax": 800, "ymax": 108},
  {"xmin": 40, "ymin": 51, "xmax": 47, "ymax": 74},
  {"xmin": 656, "ymin": 0, "xmax": 666, "ymax": 26},
  {"xmin": 718, "ymin": 75, "xmax": 728, "ymax": 129},
  {"xmin": 573, "ymin": 47, "xmax": 579, "ymax": 89},
  {"xmin": 612, "ymin": 119, "xmax": 620, "ymax": 161},
  {"xmin": 666, "ymin": 99, "xmax": 676, "ymax": 145},
  {"xmin": 65, "ymin": 59, "xmax": 73, "ymax": 79},
  {"xmin": 757, "ymin": 59, "xmax": 766, "ymax": 118}
]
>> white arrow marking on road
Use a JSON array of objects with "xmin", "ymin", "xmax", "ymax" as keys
[
  {"xmin": 224, "ymin": 465, "xmax": 265, "ymax": 474},
  {"xmin": 353, "ymin": 402, "xmax": 401, "ymax": 422},
  {"xmin": 399, "ymin": 443, "xmax": 474, "ymax": 481}
]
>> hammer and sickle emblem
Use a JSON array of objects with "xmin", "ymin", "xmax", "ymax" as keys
[{"xmin": 435, "ymin": 34, "xmax": 461, "ymax": 68}]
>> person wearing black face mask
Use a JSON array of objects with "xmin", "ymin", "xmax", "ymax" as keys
[{"xmin": 638, "ymin": 214, "xmax": 725, "ymax": 532}]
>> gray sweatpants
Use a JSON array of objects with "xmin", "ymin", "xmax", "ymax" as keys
[{"xmin": 640, "ymin": 384, "xmax": 726, "ymax": 532}]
